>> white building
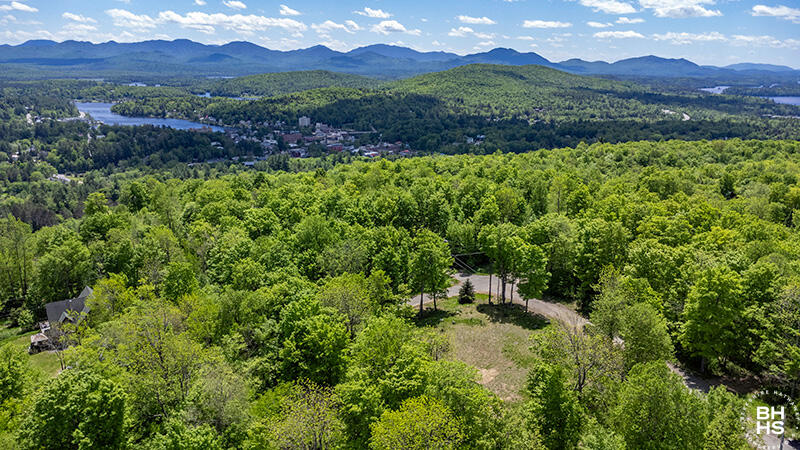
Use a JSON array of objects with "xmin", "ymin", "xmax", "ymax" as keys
[{"xmin": 298, "ymin": 116, "xmax": 311, "ymax": 127}]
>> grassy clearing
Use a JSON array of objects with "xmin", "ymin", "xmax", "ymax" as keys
[
  {"xmin": 415, "ymin": 294, "xmax": 549, "ymax": 402},
  {"xmin": 0, "ymin": 323, "xmax": 61, "ymax": 377},
  {"xmin": 0, "ymin": 319, "xmax": 22, "ymax": 346}
]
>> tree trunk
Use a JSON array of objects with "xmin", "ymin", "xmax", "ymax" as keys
[
  {"xmin": 700, "ymin": 357, "xmax": 707, "ymax": 374},
  {"xmin": 501, "ymin": 275, "xmax": 507, "ymax": 304},
  {"xmin": 525, "ymin": 298, "xmax": 529, "ymax": 312},
  {"xmin": 488, "ymin": 273, "xmax": 492, "ymax": 305},
  {"xmin": 433, "ymin": 291, "xmax": 437, "ymax": 311},
  {"xmin": 510, "ymin": 280, "xmax": 515, "ymax": 304},
  {"xmin": 419, "ymin": 290, "xmax": 424, "ymax": 313}
]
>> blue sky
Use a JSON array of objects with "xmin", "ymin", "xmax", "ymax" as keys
[{"xmin": 0, "ymin": 0, "xmax": 798, "ymax": 66}]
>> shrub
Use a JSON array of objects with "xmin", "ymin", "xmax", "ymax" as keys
[{"xmin": 458, "ymin": 280, "xmax": 476, "ymax": 304}]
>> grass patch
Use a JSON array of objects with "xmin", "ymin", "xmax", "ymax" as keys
[
  {"xmin": 476, "ymin": 303, "xmax": 549, "ymax": 331},
  {"xmin": 0, "ymin": 323, "xmax": 61, "ymax": 377},
  {"xmin": 29, "ymin": 349, "xmax": 62, "ymax": 376},
  {"xmin": 0, "ymin": 320, "xmax": 23, "ymax": 346},
  {"xmin": 417, "ymin": 297, "xmax": 549, "ymax": 403}
]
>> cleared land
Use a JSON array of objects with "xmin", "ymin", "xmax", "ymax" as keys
[{"xmin": 415, "ymin": 295, "xmax": 549, "ymax": 402}]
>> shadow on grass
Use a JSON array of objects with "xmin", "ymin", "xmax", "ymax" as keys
[
  {"xmin": 476, "ymin": 303, "xmax": 549, "ymax": 331},
  {"xmin": 414, "ymin": 307, "xmax": 458, "ymax": 327},
  {"xmin": 540, "ymin": 293, "xmax": 577, "ymax": 307}
]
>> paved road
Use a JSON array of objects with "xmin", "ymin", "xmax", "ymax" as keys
[
  {"xmin": 410, "ymin": 272, "xmax": 586, "ymax": 327},
  {"xmin": 412, "ymin": 272, "xmax": 798, "ymax": 449}
]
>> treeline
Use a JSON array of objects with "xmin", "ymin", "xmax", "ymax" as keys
[
  {"xmin": 0, "ymin": 119, "xmax": 261, "ymax": 174},
  {"xmin": 1, "ymin": 139, "xmax": 798, "ymax": 448},
  {"xmin": 205, "ymin": 70, "xmax": 383, "ymax": 98}
]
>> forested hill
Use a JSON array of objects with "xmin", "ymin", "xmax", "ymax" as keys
[
  {"xmin": 388, "ymin": 64, "xmax": 643, "ymax": 119},
  {"xmin": 102, "ymin": 63, "xmax": 800, "ymax": 153},
  {"xmin": 205, "ymin": 70, "xmax": 383, "ymax": 98},
  {"xmin": 114, "ymin": 64, "xmax": 800, "ymax": 126},
  {"xmin": 386, "ymin": 64, "xmax": 799, "ymax": 121}
]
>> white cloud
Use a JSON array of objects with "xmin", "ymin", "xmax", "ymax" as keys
[
  {"xmin": 312, "ymin": 19, "xmax": 359, "ymax": 35},
  {"xmin": 160, "ymin": 10, "xmax": 307, "ymax": 35},
  {"xmin": 448, "ymin": 26, "xmax": 494, "ymax": 39},
  {"xmin": 594, "ymin": 30, "xmax": 644, "ymax": 38},
  {"xmin": 354, "ymin": 7, "xmax": 392, "ymax": 19},
  {"xmin": 106, "ymin": 9, "xmax": 308, "ymax": 35},
  {"xmin": 616, "ymin": 16, "xmax": 644, "ymax": 23},
  {"xmin": 223, "ymin": 1, "xmax": 247, "ymax": 10},
  {"xmin": 579, "ymin": 0, "xmax": 637, "ymax": 14},
  {"xmin": 638, "ymin": 0, "xmax": 721, "ymax": 18},
  {"xmin": 652, "ymin": 31, "xmax": 725, "ymax": 44},
  {"xmin": 106, "ymin": 9, "xmax": 158, "ymax": 30},
  {"xmin": 194, "ymin": 0, "xmax": 206, "ymax": 5},
  {"xmin": 751, "ymin": 4, "xmax": 800, "ymax": 23},
  {"xmin": 0, "ymin": 2, "xmax": 38, "ymax": 13},
  {"xmin": 457, "ymin": 15, "xmax": 496, "ymax": 25},
  {"xmin": 523, "ymin": 20, "xmax": 572, "ymax": 28},
  {"xmin": 731, "ymin": 34, "xmax": 800, "ymax": 49},
  {"xmin": 448, "ymin": 26, "xmax": 472, "ymax": 37},
  {"xmin": 370, "ymin": 20, "xmax": 420, "ymax": 35},
  {"xmin": 62, "ymin": 23, "xmax": 98, "ymax": 35},
  {"xmin": 516, "ymin": 35, "xmax": 535, "ymax": 40},
  {"xmin": 279, "ymin": 4, "xmax": 300, "ymax": 16},
  {"xmin": 62, "ymin": 12, "xmax": 97, "ymax": 23},
  {"xmin": 474, "ymin": 40, "xmax": 496, "ymax": 48},
  {"xmin": 587, "ymin": 21, "xmax": 613, "ymax": 27}
]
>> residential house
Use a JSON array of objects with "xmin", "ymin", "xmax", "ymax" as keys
[{"xmin": 30, "ymin": 286, "xmax": 93, "ymax": 353}]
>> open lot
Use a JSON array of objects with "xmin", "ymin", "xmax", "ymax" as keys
[{"xmin": 415, "ymin": 294, "xmax": 550, "ymax": 402}]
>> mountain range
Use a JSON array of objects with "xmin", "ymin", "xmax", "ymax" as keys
[{"xmin": 1, "ymin": 39, "xmax": 798, "ymax": 81}]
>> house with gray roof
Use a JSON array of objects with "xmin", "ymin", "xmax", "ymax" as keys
[
  {"xmin": 45, "ymin": 286, "xmax": 93, "ymax": 325},
  {"xmin": 30, "ymin": 286, "xmax": 93, "ymax": 353}
]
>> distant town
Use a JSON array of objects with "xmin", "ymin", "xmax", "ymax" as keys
[{"xmin": 205, "ymin": 115, "xmax": 418, "ymax": 164}]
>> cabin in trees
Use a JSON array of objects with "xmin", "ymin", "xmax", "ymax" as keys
[{"xmin": 29, "ymin": 286, "xmax": 92, "ymax": 353}]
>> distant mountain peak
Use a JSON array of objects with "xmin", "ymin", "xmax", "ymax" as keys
[
  {"xmin": 20, "ymin": 39, "xmax": 57, "ymax": 47},
  {"xmin": 0, "ymin": 38, "xmax": 796, "ymax": 80}
]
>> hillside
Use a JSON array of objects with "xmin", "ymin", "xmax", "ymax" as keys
[
  {"xmin": 389, "ymin": 64, "xmax": 639, "ymax": 120},
  {"xmin": 205, "ymin": 70, "xmax": 383, "ymax": 98},
  {"xmin": 386, "ymin": 64, "xmax": 795, "ymax": 121},
  {"xmin": 108, "ymin": 63, "xmax": 800, "ymax": 150}
]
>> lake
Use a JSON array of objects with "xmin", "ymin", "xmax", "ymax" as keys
[
  {"xmin": 699, "ymin": 86, "xmax": 730, "ymax": 94},
  {"xmin": 75, "ymin": 102, "xmax": 224, "ymax": 132},
  {"xmin": 768, "ymin": 97, "xmax": 800, "ymax": 106}
]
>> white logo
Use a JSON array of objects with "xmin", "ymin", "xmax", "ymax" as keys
[
  {"xmin": 756, "ymin": 406, "xmax": 785, "ymax": 435},
  {"xmin": 745, "ymin": 389, "xmax": 799, "ymax": 449}
]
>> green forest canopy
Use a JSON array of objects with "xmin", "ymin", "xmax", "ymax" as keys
[{"xmin": 2, "ymin": 138, "xmax": 799, "ymax": 448}]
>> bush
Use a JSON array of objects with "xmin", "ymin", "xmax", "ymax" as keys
[
  {"xmin": 458, "ymin": 280, "xmax": 476, "ymax": 304},
  {"xmin": 11, "ymin": 308, "xmax": 35, "ymax": 331}
]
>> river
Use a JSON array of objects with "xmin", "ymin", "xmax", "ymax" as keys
[{"xmin": 75, "ymin": 102, "xmax": 224, "ymax": 132}]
